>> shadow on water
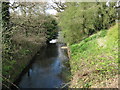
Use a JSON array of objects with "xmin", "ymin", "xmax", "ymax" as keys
[{"xmin": 12, "ymin": 43, "xmax": 71, "ymax": 89}]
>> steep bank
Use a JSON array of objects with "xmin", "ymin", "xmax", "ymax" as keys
[
  {"xmin": 3, "ymin": 33, "xmax": 46, "ymax": 88},
  {"xmin": 69, "ymin": 24, "xmax": 118, "ymax": 88},
  {"xmin": 16, "ymin": 44, "xmax": 71, "ymax": 88}
]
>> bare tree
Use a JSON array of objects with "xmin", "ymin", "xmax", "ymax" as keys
[{"xmin": 50, "ymin": 0, "xmax": 66, "ymax": 12}]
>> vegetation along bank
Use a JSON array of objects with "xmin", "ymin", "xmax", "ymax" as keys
[
  {"xmin": 1, "ymin": 1, "xmax": 119, "ymax": 89},
  {"xmin": 57, "ymin": 2, "xmax": 119, "ymax": 88},
  {"xmin": 2, "ymin": 2, "xmax": 59, "ymax": 89}
]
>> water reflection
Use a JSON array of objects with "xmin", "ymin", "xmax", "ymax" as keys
[{"xmin": 18, "ymin": 44, "xmax": 68, "ymax": 88}]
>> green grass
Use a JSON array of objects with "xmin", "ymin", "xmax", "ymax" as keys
[{"xmin": 69, "ymin": 24, "xmax": 118, "ymax": 88}]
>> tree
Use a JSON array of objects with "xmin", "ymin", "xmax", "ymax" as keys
[
  {"xmin": 58, "ymin": 2, "xmax": 116, "ymax": 44},
  {"xmin": 51, "ymin": 0, "xmax": 66, "ymax": 12},
  {"xmin": 2, "ymin": 2, "xmax": 59, "ymax": 89},
  {"xmin": 2, "ymin": 2, "xmax": 10, "ymax": 29},
  {"xmin": 44, "ymin": 15, "xmax": 59, "ymax": 43}
]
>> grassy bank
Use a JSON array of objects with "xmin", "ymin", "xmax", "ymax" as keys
[{"xmin": 69, "ymin": 24, "xmax": 118, "ymax": 88}]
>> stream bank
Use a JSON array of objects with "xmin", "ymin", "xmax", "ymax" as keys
[
  {"xmin": 4, "ymin": 36, "xmax": 47, "ymax": 90},
  {"xmin": 69, "ymin": 25, "xmax": 118, "ymax": 88},
  {"xmin": 11, "ymin": 43, "xmax": 71, "ymax": 89}
]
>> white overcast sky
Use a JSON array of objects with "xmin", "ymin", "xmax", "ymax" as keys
[
  {"xmin": 9, "ymin": 0, "xmax": 58, "ymax": 15},
  {"xmin": 46, "ymin": 9, "xmax": 57, "ymax": 15}
]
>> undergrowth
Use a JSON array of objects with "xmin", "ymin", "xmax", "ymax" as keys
[{"xmin": 69, "ymin": 24, "xmax": 118, "ymax": 88}]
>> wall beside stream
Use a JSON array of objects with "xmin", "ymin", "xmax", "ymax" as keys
[{"xmin": 2, "ymin": 33, "xmax": 47, "ymax": 89}]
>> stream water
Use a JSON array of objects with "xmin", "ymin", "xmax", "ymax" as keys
[{"xmin": 17, "ymin": 43, "xmax": 69, "ymax": 88}]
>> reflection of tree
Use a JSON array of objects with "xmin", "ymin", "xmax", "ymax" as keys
[
  {"xmin": 35, "ymin": 58, "xmax": 55, "ymax": 68},
  {"xmin": 34, "ymin": 44, "xmax": 58, "ymax": 68},
  {"xmin": 46, "ymin": 44, "xmax": 58, "ymax": 58},
  {"xmin": 28, "ymin": 68, "xmax": 32, "ymax": 77}
]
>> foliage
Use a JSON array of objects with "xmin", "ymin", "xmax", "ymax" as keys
[
  {"xmin": 59, "ymin": 2, "xmax": 116, "ymax": 44},
  {"xmin": 2, "ymin": 2, "xmax": 59, "ymax": 89},
  {"xmin": 69, "ymin": 24, "xmax": 118, "ymax": 88},
  {"xmin": 44, "ymin": 15, "xmax": 58, "ymax": 42},
  {"xmin": 11, "ymin": 3, "xmax": 58, "ymax": 42}
]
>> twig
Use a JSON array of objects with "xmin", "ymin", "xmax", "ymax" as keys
[
  {"xmin": 61, "ymin": 82, "xmax": 71, "ymax": 88},
  {"xmin": 2, "ymin": 83, "xmax": 11, "ymax": 90},
  {"xmin": 0, "ymin": 75, "xmax": 20, "ymax": 90}
]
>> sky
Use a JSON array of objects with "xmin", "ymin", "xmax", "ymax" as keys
[
  {"xmin": 9, "ymin": 0, "xmax": 58, "ymax": 15},
  {"xmin": 46, "ymin": 9, "xmax": 57, "ymax": 15},
  {"xmin": 9, "ymin": 0, "xmax": 116, "ymax": 15}
]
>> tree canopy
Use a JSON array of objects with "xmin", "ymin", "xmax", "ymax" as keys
[{"xmin": 58, "ymin": 2, "xmax": 116, "ymax": 44}]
